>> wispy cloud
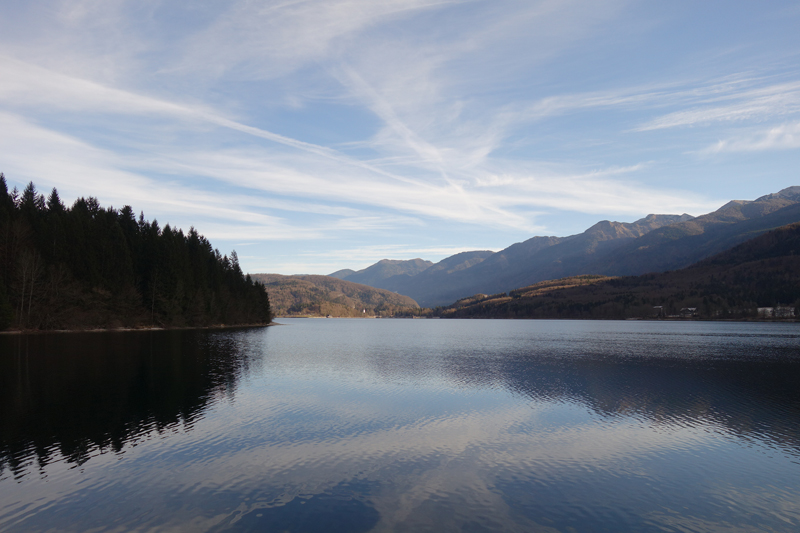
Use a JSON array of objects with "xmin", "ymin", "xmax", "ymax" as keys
[
  {"xmin": 0, "ymin": 56, "xmax": 718, "ymax": 234},
  {"xmin": 702, "ymin": 121, "xmax": 800, "ymax": 153},
  {"xmin": 1, "ymin": 0, "xmax": 797, "ymax": 273},
  {"xmin": 177, "ymin": 0, "xmax": 461, "ymax": 81},
  {"xmin": 636, "ymin": 81, "xmax": 800, "ymax": 131}
]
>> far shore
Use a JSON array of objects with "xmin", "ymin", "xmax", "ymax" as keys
[{"xmin": 276, "ymin": 315, "xmax": 798, "ymax": 322}]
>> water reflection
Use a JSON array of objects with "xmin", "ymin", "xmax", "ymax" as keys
[
  {"xmin": 0, "ymin": 329, "xmax": 262, "ymax": 476},
  {"xmin": 489, "ymin": 353, "xmax": 800, "ymax": 453},
  {"xmin": 217, "ymin": 480, "xmax": 381, "ymax": 533},
  {"xmin": 1, "ymin": 320, "xmax": 799, "ymax": 532}
]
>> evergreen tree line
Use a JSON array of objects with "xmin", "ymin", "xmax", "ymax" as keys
[{"xmin": 0, "ymin": 175, "xmax": 271, "ymax": 330}]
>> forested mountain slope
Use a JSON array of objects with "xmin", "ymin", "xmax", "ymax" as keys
[
  {"xmin": 251, "ymin": 274, "xmax": 418, "ymax": 317},
  {"xmin": 584, "ymin": 187, "xmax": 800, "ymax": 276},
  {"xmin": 394, "ymin": 214, "xmax": 691, "ymax": 306},
  {"xmin": 438, "ymin": 222, "xmax": 800, "ymax": 319},
  {"xmin": 329, "ymin": 187, "xmax": 800, "ymax": 308},
  {"xmin": 0, "ymin": 176, "xmax": 271, "ymax": 330}
]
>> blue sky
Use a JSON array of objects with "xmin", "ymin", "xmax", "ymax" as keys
[{"xmin": 1, "ymin": 1, "xmax": 799, "ymax": 274}]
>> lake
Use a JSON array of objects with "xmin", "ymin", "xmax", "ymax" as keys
[{"xmin": 1, "ymin": 319, "xmax": 800, "ymax": 532}]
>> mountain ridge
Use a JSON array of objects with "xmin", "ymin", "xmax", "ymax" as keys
[
  {"xmin": 436, "ymin": 221, "xmax": 800, "ymax": 319},
  {"xmin": 384, "ymin": 213, "xmax": 692, "ymax": 306},
  {"xmin": 329, "ymin": 258, "xmax": 433, "ymax": 287},
  {"xmin": 325, "ymin": 187, "xmax": 800, "ymax": 307}
]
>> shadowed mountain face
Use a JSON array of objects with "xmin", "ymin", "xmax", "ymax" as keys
[
  {"xmin": 326, "ymin": 215, "xmax": 691, "ymax": 308},
  {"xmin": 397, "ymin": 214, "xmax": 692, "ymax": 306},
  {"xmin": 329, "ymin": 259, "xmax": 433, "ymax": 287},
  {"xmin": 586, "ymin": 187, "xmax": 800, "ymax": 277},
  {"xmin": 440, "ymin": 222, "xmax": 800, "ymax": 319},
  {"xmin": 374, "ymin": 250, "xmax": 495, "ymax": 295},
  {"xmin": 436, "ymin": 214, "xmax": 693, "ymax": 301}
]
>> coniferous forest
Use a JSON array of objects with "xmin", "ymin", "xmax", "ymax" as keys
[{"xmin": 0, "ymin": 175, "xmax": 271, "ymax": 331}]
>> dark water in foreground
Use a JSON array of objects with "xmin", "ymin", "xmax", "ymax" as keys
[{"xmin": 1, "ymin": 319, "xmax": 800, "ymax": 532}]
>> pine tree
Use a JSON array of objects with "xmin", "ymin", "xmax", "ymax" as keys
[{"xmin": 47, "ymin": 188, "xmax": 65, "ymax": 213}]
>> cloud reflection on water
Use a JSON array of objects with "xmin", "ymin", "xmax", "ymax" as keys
[{"xmin": 1, "ymin": 320, "xmax": 799, "ymax": 531}]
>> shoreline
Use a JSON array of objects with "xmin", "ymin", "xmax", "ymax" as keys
[
  {"xmin": 4, "ymin": 317, "xmax": 796, "ymax": 333},
  {"xmin": 0, "ymin": 322, "xmax": 276, "ymax": 336},
  {"xmin": 275, "ymin": 315, "xmax": 797, "ymax": 322}
]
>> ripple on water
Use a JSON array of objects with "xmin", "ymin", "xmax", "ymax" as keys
[{"xmin": 1, "ymin": 320, "xmax": 800, "ymax": 532}]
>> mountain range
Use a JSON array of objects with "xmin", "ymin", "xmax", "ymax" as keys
[
  {"xmin": 437, "ymin": 221, "xmax": 800, "ymax": 319},
  {"xmin": 330, "ymin": 186, "xmax": 800, "ymax": 307}
]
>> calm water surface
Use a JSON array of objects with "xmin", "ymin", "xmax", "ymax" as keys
[{"xmin": 1, "ymin": 319, "xmax": 800, "ymax": 532}]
